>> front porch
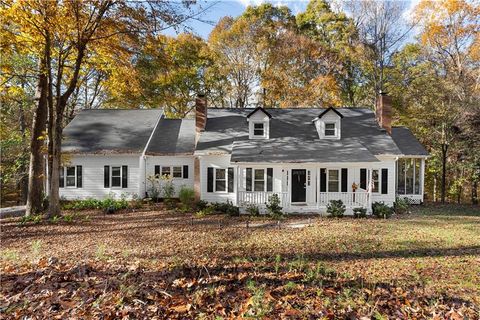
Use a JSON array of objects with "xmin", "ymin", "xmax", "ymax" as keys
[{"xmin": 238, "ymin": 190, "xmax": 371, "ymax": 213}]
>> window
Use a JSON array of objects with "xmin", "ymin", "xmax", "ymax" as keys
[
  {"xmin": 66, "ymin": 166, "xmax": 76, "ymax": 187},
  {"xmin": 372, "ymin": 169, "xmax": 379, "ymax": 193},
  {"xmin": 325, "ymin": 123, "xmax": 336, "ymax": 136},
  {"xmin": 396, "ymin": 158, "xmax": 421, "ymax": 195},
  {"xmin": 111, "ymin": 166, "xmax": 121, "ymax": 187},
  {"xmin": 254, "ymin": 169, "xmax": 265, "ymax": 191},
  {"xmin": 253, "ymin": 122, "xmax": 265, "ymax": 136},
  {"xmin": 161, "ymin": 166, "xmax": 171, "ymax": 177},
  {"xmin": 172, "ymin": 166, "xmax": 182, "ymax": 178},
  {"xmin": 328, "ymin": 169, "xmax": 339, "ymax": 192},
  {"xmin": 215, "ymin": 168, "xmax": 226, "ymax": 192}
]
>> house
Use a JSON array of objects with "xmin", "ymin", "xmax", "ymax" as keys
[{"xmin": 58, "ymin": 93, "xmax": 428, "ymax": 213}]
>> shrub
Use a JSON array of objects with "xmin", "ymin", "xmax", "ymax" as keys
[
  {"xmin": 394, "ymin": 197, "xmax": 410, "ymax": 214},
  {"xmin": 212, "ymin": 200, "xmax": 239, "ymax": 216},
  {"xmin": 327, "ymin": 200, "xmax": 346, "ymax": 218},
  {"xmin": 146, "ymin": 175, "xmax": 161, "ymax": 201},
  {"xmin": 353, "ymin": 207, "xmax": 367, "ymax": 218},
  {"xmin": 179, "ymin": 186, "xmax": 195, "ymax": 212},
  {"xmin": 246, "ymin": 203, "xmax": 260, "ymax": 216},
  {"xmin": 196, "ymin": 200, "xmax": 209, "ymax": 210},
  {"xmin": 372, "ymin": 201, "xmax": 393, "ymax": 219},
  {"xmin": 265, "ymin": 194, "xmax": 283, "ymax": 218},
  {"xmin": 195, "ymin": 205, "xmax": 214, "ymax": 218}
]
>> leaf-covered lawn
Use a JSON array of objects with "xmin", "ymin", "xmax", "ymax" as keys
[{"xmin": 1, "ymin": 204, "xmax": 479, "ymax": 318}]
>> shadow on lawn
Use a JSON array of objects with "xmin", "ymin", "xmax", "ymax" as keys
[{"xmin": 1, "ymin": 258, "xmax": 477, "ymax": 318}]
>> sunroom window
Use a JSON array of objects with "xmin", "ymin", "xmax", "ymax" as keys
[{"xmin": 397, "ymin": 158, "xmax": 422, "ymax": 195}]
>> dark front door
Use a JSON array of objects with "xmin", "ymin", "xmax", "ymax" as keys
[{"xmin": 291, "ymin": 169, "xmax": 306, "ymax": 203}]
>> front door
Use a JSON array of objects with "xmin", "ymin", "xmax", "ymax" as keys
[{"xmin": 291, "ymin": 169, "xmax": 306, "ymax": 203}]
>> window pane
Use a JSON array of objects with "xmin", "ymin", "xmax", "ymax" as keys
[
  {"xmin": 406, "ymin": 159, "xmax": 414, "ymax": 194},
  {"xmin": 328, "ymin": 170, "xmax": 339, "ymax": 192},
  {"xmin": 254, "ymin": 169, "xmax": 264, "ymax": 180},
  {"xmin": 173, "ymin": 166, "xmax": 182, "ymax": 178},
  {"xmin": 325, "ymin": 123, "xmax": 335, "ymax": 129},
  {"xmin": 397, "ymin": 159, "xmax": 406, "ymax": 194},
  {"xmin": 161, "ymin": 167, "xmax": 171, "ymax": 176},
  {"xmin": 372, "ymin": 170, "xmax": 379, "ymax": 192},
  {"xmin": 253, "ymin": 123, "xmax": 264, "ymax": 136},
  {"xmin": 216, "ymin": 169, "xmax": 225, "ymax": 179},
  {"xmin": 254, "ymin": 123, "xmax": 264, "ymax": 129},
  {"xmin": 66, "ymin": 166, "xmax": 76, "ymax": 176},
  {"xmin": 66, "ymin": 177, "xmax": 76, "ymax": 187},
  {"xmin": 254, "ymin": 181, "xmax": 265, "ymax": 192},
  {"xmin": 216, "ymin": 180, "xmax": 226, "ymax": 192},
  {"xmin": 112, "ymin": 177, "xmax": 121, "ymax": 187},
  {"xmin": 112, "ymin": 167, "xmax": 121, "ymax": 177},
  {"xmin": 414, "ymin": 159, "xmax": 421, "ymax": 194}
]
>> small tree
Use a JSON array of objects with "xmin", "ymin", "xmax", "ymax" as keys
[
  {"xmin": 327, "ymin": 200, "xmax": 346, "ymax": 218},
  {"xmin": 178, "ymin": 186, "xmax": 195, "ymax": 212},
  {"xmin": 265, "ymin": 194, "xmax": 283, "ymax": 218},
  {"xmin": 161, "ymin": 174, "xmax": 175, "ymax": 209}
]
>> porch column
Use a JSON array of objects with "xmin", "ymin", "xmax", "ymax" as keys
[{"xmin": 420, "ymin": 158, "xmax": 425, "ymax": 202}]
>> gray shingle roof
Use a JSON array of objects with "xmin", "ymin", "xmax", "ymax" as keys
[
  {"xmin": 391, "ymin": 127, "xmax": 429, "ymax": 156},
  {"xmin": 62, "ymin": 109, "xmax": 162, "ymax": 154},
  {"xmin": 145, "ymin": 119, "xmax": 195, "ymax": 155},
  {"xmin": 197, "ymin": 108, "xmax": 405, "ymax": 162}
]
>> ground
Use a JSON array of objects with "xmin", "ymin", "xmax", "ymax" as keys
[{"xmin": 1, "ymin": 203, "xmax": 479, "ymax": 318}]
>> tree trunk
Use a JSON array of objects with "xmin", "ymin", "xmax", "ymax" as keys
[
  {"xmin": 47, "ymin": 120, "xmax": 62, "ymax": 218},
  {"xmin": 25, "ymin": 57, "xmax": 48, "ymax": 216},
  {"xmin": 441, "ymin": 143, "xmax": 448, "ymax": 204}
]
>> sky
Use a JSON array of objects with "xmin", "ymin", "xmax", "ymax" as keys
[{"xmin": 163, "ymin": 0, "xmax": 419, "ymax": 40}]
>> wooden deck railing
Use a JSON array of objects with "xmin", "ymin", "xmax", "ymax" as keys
[
  {"xmin": 237, "ymin": 191, "xmax": 289, "ymax": 206},
  {"xmin": 317, "ymin": 192, "xmax": 369, "ymax": 207}
]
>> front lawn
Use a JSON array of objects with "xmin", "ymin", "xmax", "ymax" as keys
[{"xmin": 1, "ymin": 204, "xmax": 479, "ymax": 318}]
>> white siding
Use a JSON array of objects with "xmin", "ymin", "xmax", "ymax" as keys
[
  {"xmin": 59, "ymin": 154, "xmax": 141, "ymax": 200},
  {"xmin": 199, "ymin": 155, "xmax": 237, "ymax": 203},
  {"xmin": 144, "ymin": 155, "xmax": 194, "ymax": 197}
]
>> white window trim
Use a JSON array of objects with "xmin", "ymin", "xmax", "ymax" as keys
[
  {"xmin": 371, "ymin": 169, "xmax": 380, "ymax": 194},
  {"xmin": 65, "ymin": 166, "xmax": 77, "ymax": 188},
  {"xmin": 160, "ymin": 165, "xmax": 185, "ymax": 179},
  {"xmin": 214, "ymin": 168, "xmax": 228, "ymax": 193},
  {"xmin": 253, "ymin": 168, "xmax": 266, "ymax": 192},
  {"xmin": 251, "ymin": 121, "xmax": 267, "ymax": 139},
  {"xmin": 327, "ymin": 168, "xmax": 340, "ymax": 193},
  {"xmin": 324, "ymin": 122, "xmax": 337, "ymax": 137},
  {"xmin": 111, "ymin": 165, "xmax": 123, "ymax": 189}
]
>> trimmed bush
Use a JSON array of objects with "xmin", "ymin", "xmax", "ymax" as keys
[
  {"xmin": 265, "ymin": 194, "xmax": 283, "ymax": 218},
  {"xmin": 327, "ymin": 200, "xmax": 346, "ymax": 218},
  {"xmin": 196, "ymin": 200, "xmax": 209, "ymax": 210},
  {"xmin": 372, "ymin": 201, "xmax": 393, "ymax": 219},
  {"xmin": 246, "ymin": 203, "xmax": 260, "ymax": 216},
  {"xmin": 353, "ymin": 207, "xmax": 367, "ymax": 218},
  {"xmin": 394, "ymin": 197, "xmax": 410, "ymax": 214},
  {"xmin": 212, "ymin": 200, "xmax": 239, "ymax": 216}
]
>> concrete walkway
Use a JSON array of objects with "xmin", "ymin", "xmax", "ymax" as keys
[{"xmin": 0, "ymin": 206, "xmax": 26, "ymax": 219}]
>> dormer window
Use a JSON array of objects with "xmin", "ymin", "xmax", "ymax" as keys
[
  {"xmin": 325, "ymin": 123, "xmax": 336, "ymax": 136},
  {"xmin": 313, "ymin": 107, "xmax": 343, "ymax": 140},
  {"xmin": 253, "ymin": 123, "xmax": 265, "ymax": 137},
  {"xmin": 247, "ymin": 107, "xmax": 272, "ymax": 140}
]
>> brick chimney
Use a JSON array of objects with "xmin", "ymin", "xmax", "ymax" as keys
[
  {"xmin": 195, "ymin": 94, "xmax": 207, "ymax": 138},
  {"xmin": 376, "ymin": 91, "xmax": 392, "ymax": 134}
]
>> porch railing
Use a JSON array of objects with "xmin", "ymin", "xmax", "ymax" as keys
[
  {"xmin": 238, "ymin": 191, "xmax": 289, "ymax": 206},
  {"xmin": 318, "ymin": 192, "xmax": 369, "ymax": 207}
]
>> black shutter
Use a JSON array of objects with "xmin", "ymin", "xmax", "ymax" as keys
[
  {"xmin": 320, "ymin": 168, "xmax": 326, "ymax": 192},
  {"xmin": 360, "ymin": 169, "xmax": 367, "ymax": 190},
  {"xmin": 104, "ymin": 166, "xmax": 109, "ymax": 188},
  {"xmin": 183, "ymin": 165, "xmax": 189, "ymax": 179},
  {"xmin": 207, "ymin": 167, "xmax": 214, "ymax": 192},
  {"xmin": 76, "ymin": 165, "xmax": 82, "ymax": 188},
  {"xmin": 228, "ymin": 167, "xmax": 234, "ymax": 193},
  {"xmin": 267, "ymin": 168, "xmax": 273, "ymax": 192},
  {"xmin": 246, "ymin": 168, "xmax": 252, "ymax": 192},
  {"xmin": 381, "ymin": 168, "xmax": 388, "ymax": 194},
  {"xmin": 154, "ymin": 165, "xmax": 160, "ymax": 176},
  {"xmin": 59, "ymin": 167, "xmax": 64, "ymax": 188},
  {"xmin": 122, "ymin": 166, "xmax": 128, "ymax": 188},
  {"xmin": 341, "ymin": 168, "xmax": 348, "ymax": 192}
]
